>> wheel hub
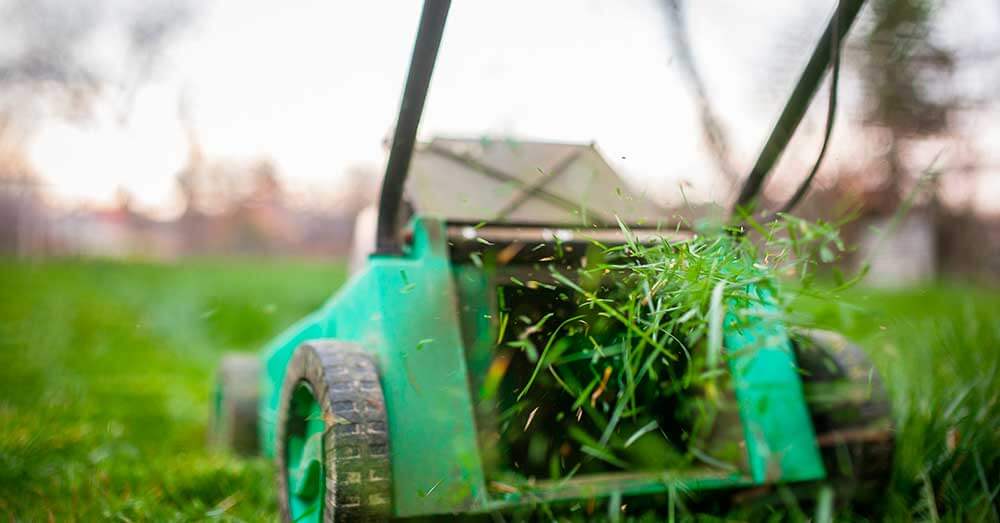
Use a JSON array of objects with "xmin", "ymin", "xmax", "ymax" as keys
[{"xmin": 286, "ymin": 382, "xmax": 325, "ymax": 522}]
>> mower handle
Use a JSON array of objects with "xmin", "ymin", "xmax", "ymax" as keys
[
  {"xmin": 732, "ymin": 0, "xmax": 865, "ymax": 215},
  {"xmin": 375, "ymin": 0, "xmax": 865, "ymax": 253},
  {"xmin": 375, "ymin": 0, "xmax": 451, "ymax": 255}
]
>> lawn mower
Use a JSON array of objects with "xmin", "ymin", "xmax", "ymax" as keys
[{"xmin": 210, "ymin": 1, "xmax": 894, "ymax": 520}]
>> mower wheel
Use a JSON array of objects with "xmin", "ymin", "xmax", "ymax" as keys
[
  {"xmin": 793, "ymin": 329, "xmax": 895, "ymax": 498},
  {"xmin": 210, "ymin": 353, "xmax": 260, "ymax": 455},
  {"xmin": 276, "ymin": 340, "xmax": 391, "ymax": 523}
]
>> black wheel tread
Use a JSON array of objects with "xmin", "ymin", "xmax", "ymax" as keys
[{"xmin": 276, "ymin": 340, "xmax": 391, "ymax": 523}]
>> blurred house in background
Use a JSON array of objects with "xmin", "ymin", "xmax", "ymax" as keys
[
  {"xmin": 50, "ymin": 197, "xmax": 177, "ymax": 258},
  {"xmin": 22, "ymin": 151, "xmax": 365, "ymax": 260},
  {"xmin": 790, "ymin": 167, "xmax": 1000, "ymax": 286},
  {"xmin": 857, "ymin": 211, "xmax": 937, "ymax": 286},
  {"xmin": 22, "ymin": 113, "xmax": 366, "ymax": 259}
]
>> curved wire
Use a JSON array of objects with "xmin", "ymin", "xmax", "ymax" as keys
[{"xmin": 772, "ymin": 10, "xmax": 842, "ymax": 217}]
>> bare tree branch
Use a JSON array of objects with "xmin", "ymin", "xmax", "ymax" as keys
[{"xmin": 661, "ymin": 0, "xmax": 740, "ymax": 186}]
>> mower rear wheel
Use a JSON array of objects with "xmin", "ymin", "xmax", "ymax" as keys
[
  {"xmin": 276, "ymin": 340, "xmax": 391, "ymax": 523},
  {"xmin": 793, "ymin": 329, "xmax": 895, "ymax": 499},
  {"xmin": 210, "ymin": 353, "xmax": 260, "ymax": 455}
]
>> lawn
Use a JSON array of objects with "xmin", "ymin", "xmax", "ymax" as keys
[
  {"xmin": 0, "ymin": 259, "xmax": 345, "ymax": 521},
  {"xmin": 0, "ymin": 259, "xmax": 997, "ymax": 521}
]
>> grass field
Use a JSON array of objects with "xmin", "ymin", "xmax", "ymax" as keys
[{"xmin": 0, "ymin": 259, "xmax": 997, "ymax": 521}]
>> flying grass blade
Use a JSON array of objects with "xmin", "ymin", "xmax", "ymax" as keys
[
  {"xmin": 708, "ymin": 281, "xmax": 726, "ymax": 369},
  {"xmin": 624, "ymin": 420, "xmax": 659, "ymax": 448}
]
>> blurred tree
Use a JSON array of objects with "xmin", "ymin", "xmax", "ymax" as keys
[
  {"xmin": 0, "ymin": 0, "xmax": 197, "ymax": 254},
  {"xmin": 0, "ymin": 112, "xmax": 46, "ymax": 254},
  {"xmin": 247, "ymin": 160, "xmax": 283, "ymax": 206},
  {"xmin": 854, "ymin": 0, "xmax": 957, "ymax": 214},
  {"xmin": 0, "ymin": 0, "xmax": 196, "ymax": 128},
  {"xmin": 660, "ymin": 0, "xmax": 740, "ymax": 188}
]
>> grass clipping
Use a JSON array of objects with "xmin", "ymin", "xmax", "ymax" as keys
[{"xmin": 491, "ymin": 215, "xmax": 854, "ymax": 485}]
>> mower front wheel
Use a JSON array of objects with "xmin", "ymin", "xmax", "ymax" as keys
[{"xmin": 276, "ymin": 340, "xmax": 391, "ymax": 523}]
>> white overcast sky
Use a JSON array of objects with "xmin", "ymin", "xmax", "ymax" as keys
[{"xmin": 23, "ymin": 0, "xmax": 1000, "ymax": 216}]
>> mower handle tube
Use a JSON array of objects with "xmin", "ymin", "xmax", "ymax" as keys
[
  {"xmin": 732, "ymin": 0, "xmax": 865, "ymax": 215},
  {"xmin": 376, "ymin": 0, "xmax": 451, "ymax": 255}
]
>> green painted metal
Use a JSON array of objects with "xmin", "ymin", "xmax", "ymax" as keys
[
  {"xmin": 724, "ymin": 285, "xmax": 825, "ymax": 483},
  {"xmin": 260, "ymin": 218, "xmax": 487, "ymax": 517},
  {"xmin": 256, "ymin": 217, "xmax": 827, "ymax": 518},
  {"xmin": 286, "ymin": 382, "xmax": 324, "ymax": 523}
]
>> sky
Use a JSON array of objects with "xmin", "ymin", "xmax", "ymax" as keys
[{"xmin": 20, "ymin": 0, "xmax": 1000, "ymax": 217}]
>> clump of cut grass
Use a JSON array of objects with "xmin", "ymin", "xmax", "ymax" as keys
[{"xmin": 495, "ymin": 214, "xmax": 853, "ymax": 482}]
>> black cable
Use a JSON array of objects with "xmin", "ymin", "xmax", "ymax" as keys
[
  {"xmin": 731, "ymin": 0, "xmax": 864, "ymax": 219},
  {"xmin": 774, "ymin": 8, "xmax": 842, "ymax": 217}
]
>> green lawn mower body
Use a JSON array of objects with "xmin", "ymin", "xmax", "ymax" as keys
[
  {"xmin": 209, "ymin": 0, "xmax": 893, "ymax": 520},
  {"xmin": 254, "ymin": 217, "xmax": 830, "ymax": 518}
]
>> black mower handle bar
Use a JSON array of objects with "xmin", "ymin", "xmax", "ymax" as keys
[
  {"xmin": 375, "ymin": 0, "xmax": 451, "ymax": 255},
  {"xmin": 375, "ymin": 0, "xmax": 864, "ymax": 254}
]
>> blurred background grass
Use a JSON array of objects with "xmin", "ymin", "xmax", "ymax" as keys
[
  {"xmin": 0, "ymin": 259, "xmax": 996, "ymax": 521},
  {"xmin": 0, "ymin": 259, "xmax": 344, "ymax": 521},
  {"xmin": 805, "ymin": 285, "xmax": 1000, "ymax": 521}
]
